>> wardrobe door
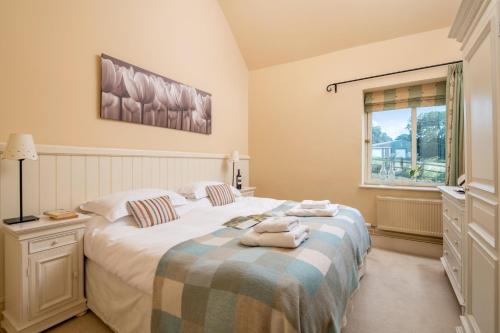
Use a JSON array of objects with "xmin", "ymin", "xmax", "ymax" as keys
[{"xmin": 462, "ymin": 5, "xmax": 499, "ymax": 333}]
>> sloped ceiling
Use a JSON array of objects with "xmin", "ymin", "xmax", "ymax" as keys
[{"xmin": 218, "ymin": 0, "xmax": 461, "ymax": 69}]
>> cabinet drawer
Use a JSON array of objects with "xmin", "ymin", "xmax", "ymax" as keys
[
  {"xmin": 29, "ymin": 232, "xmax": 78, "ymax": 254},
  {"xmin": 443, "ymin": 218, "xmax": 462, "ymax": 258},
  {"xmin": 442, "ymin": 197, "xmax": 462, "ymax": 231},
  {"xmin": 443, "ymin": 238, "xmax": 462, "ymax": 290}
]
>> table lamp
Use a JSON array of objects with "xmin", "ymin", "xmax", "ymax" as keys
[
  {"xmin": 231, "ymin": 150, "xmax": 239, "ymax": 187},
  {"xmin": 2, "ymin": 133, "xmax": 39, "ymax": 224}
]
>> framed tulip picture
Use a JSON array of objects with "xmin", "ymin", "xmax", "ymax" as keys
[{"xmin": 100, "ymin": 54, "xmax": 212, "ymax": 134}]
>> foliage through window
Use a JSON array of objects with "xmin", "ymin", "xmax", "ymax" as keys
[{"xmin": 367, "ymin": 105, "xmax": 446, "ymax": 185}]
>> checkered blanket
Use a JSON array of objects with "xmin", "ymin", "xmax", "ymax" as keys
[{"xmin": 151, "ymin": 202, "xmax": 371, "ymax": 333}]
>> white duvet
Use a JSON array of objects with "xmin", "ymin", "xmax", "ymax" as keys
[{"xmin": 84, "ymin": 196, "xmax": 284, "ymax": 295}]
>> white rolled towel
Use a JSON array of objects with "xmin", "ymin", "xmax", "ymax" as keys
[
  {"xmin": 286, "ymin": 204, "xmax": 339, "ymax": 217},
  {"xmin": 253, "ymin": 216, "xmax": 300, "ymax": 233},
  {"xmin": 240, "ymin": 225, "xmax": 310, "ymax": 248},
  {"xmin": 301, "ymin": 200, "xmax": 331, "ymax": 209}
]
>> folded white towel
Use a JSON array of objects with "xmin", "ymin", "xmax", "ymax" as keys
[
  {"xmin": 240, "ymin": 225, "xmax": 310, "ymax": 248},
  {"xmin": 286, "ymin": 204, "xmax": 339, "ymax": 217},
  {"xmin": 300, "ymin": 200, "xmax": 331, "ymax": 209},
  {"xmin": 253, "ymin": 216, "xmax": 300, "ymax": 233}
]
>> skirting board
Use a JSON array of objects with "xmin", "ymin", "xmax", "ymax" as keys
[{"xmin": 371, "ymin": 234, "xmax": 443, "ymax": 259}]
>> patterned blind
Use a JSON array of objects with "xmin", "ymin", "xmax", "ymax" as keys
[{"xmin": 364, "ymin": 81, "xmax": 446, "ymax": 112}]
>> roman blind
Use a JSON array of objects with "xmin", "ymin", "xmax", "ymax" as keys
[{"xmin": 364, "ymin": 81, "xmax": 446, "ymax": 112}]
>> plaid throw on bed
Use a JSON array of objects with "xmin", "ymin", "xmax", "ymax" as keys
[{"xmin": 151, "ymin": 201, "xmax": 371, "ymax": 333}]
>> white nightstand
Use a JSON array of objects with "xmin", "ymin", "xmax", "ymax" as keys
[
  {"xmin": 239, "ymin": 187, "xmax": 256, "ymax": 197},
  {"xmin": 1, "ymin": 214, "xmax": 90, "ymax": 333}
]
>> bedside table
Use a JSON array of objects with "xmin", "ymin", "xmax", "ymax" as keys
[
  {"xmin": 239, "ymin": 187, "xmax": 256, "ymax": 197},
  {"xmin": 1, "ymin": 214, "xmax": 90, "ymax": 333}
]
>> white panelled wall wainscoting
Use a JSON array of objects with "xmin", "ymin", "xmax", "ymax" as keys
[{"xmin": 0, "ymin": 143, "xmax": 250, "ymax": 313}]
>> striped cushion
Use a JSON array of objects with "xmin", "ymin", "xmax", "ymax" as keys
[
  {"xmin": 206, "ymin": 184, "xmax": 236, "ymax": 206},
  {"xmin": 127, "ymin": 196, "xmax": 179, "ymax": 228}
]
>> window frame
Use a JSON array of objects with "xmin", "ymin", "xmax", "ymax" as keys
[{"xmin": 364, "ymin": 106, "xmax": 446, "ymax": 187}]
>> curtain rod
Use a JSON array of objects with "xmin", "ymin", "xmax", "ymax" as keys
[{"xmin": 325, "ymin": 60, "xmax": 462, "ymax": 93}]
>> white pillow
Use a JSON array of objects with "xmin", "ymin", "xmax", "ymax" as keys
[
  {"xmin": 177, "ymin": 181, "xmax": 241, "ymax": 200},
  {"xmin": 79, "ymin": 188, "xmax": 187, "ymax": 222}
]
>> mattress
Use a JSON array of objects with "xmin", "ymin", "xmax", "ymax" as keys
[
  {"xmin": 84, "ymin": 196, "xmax": 285, "ymax": 295},
  {"xmin": 86, "ymin": 254, "xmax": 366, "ymax": 333},
  {"xmin": 84, "ymin": 196, "xmax": 370, "ymax": 332}
]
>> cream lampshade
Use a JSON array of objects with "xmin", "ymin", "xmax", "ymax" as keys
[
  {"xmin": 2, "ymin": 134, "xmax": 39, "ymax": 224},
  {"xmin": 2, "ymin": 133, "xmax": 38, "ymax": 161},
  {"xmin": 231, "ymin": 150, "xmax": 240, "ymax": 163}
]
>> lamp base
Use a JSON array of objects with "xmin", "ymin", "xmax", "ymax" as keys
[{"xmin": 3, "ymin": 215, "xmax": 39, "ymax": 225}]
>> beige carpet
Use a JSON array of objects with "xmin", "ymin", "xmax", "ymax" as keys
[
  {"xmin": 343, "ymin": 248, "xmax": 461, "ymax": 333},
  {"xmin": 46, "ymin": 248, "xmax": 460, "ymax": 333}
]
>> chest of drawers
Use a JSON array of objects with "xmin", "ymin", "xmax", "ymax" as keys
[{"xmin": 438, "ymin": 186, "xmax": 466, "ymax": 312}]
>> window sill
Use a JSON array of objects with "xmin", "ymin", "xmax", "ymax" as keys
[{"xmin": 359, "ymin": 184, "xmax": 440, "ymax": 192}]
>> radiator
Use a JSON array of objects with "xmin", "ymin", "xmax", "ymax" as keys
[{"xmin": 376, "ymin": 196, "xmax": 442, "ymax": 237}]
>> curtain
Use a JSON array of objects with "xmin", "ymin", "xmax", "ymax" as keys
[
  {"xmin": 364, "ymin": 81, "xmax": 446, "ymax": 112},
  {"xmin": 445, "ymin": 63, "xmax": 464, "ymax": 185}
]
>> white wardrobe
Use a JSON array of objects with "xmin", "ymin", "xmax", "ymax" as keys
[{"xmin": 449, "ymin": 1, "xmax": 499, "ymax": 332}]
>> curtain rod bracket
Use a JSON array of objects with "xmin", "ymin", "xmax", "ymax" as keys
[{"xmin": 326, "ymin": 83, "xmax": 338, "ymax": 93}]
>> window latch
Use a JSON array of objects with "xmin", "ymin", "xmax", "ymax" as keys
[{"xmin": 364, "ymin": 139, "xmax": 371, "ymax": 143}]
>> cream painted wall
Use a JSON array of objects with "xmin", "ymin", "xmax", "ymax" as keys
[
  {"xmin": 249, "ymin": 28, "xmax": 461, "ymax": 225},
  {"xmin": 0, "ymin": 0, "xmax": 248, "ymax": 155},
  {"xmin": 0, "ymin": 0, "xmax": 247, "ymax": 309}
]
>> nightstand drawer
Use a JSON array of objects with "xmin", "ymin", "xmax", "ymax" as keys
[{"xmin": 29, "ymin": 232, "xmax": 78, "ymax": 254}]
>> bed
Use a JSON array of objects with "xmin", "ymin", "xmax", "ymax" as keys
[{"xmin": 83, "ymin": 196, "xmax": 370, "ymax": 333}]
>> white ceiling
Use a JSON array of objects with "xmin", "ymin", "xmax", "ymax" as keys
[{"xmin": 218, "ymin": 0, "xmax": 461, "ymax": 69}]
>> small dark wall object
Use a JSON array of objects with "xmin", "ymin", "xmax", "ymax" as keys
[{"xmin": 236, "ymin": 169, "xmax": 242, "ymax": 190}]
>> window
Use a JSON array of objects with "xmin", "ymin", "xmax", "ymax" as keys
[{"xmin": 364, "ymin": 81, "xmax": 447, "ymax": 186}]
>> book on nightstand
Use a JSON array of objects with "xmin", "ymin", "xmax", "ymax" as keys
[{"xmin": 43, "ymin": 209, "xmax": 78, "ymax": 220}]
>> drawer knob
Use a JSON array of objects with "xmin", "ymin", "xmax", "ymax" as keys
[
  {"xmin": 454, "ymin": 240, "xmax": 459, "ymax": 246},
  {"xmin": 444, "ymin": 250, "xmax": 449, "ymax": 256},
  {"xmin": 453, "ymin": 217, "xmax": 458, "ymax": 221},
  {"xmin": 445, "ymin": 228, "xmax": 449, "ymax": 233},
  {"xmin": 51, "ymin": 241, "xmax": 58, "ymax": 246},
  {"xmin": 452, "ymin": 267, "xmax": 458, "ymax": 273}
]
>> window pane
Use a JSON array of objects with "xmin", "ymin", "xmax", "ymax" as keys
[
  {"xmin": 416, "ymin": 105, "xmax": 446, "ymax": 184},
  {"xmin": 371, "ymin": 108, "xmax": 412, "ymax": 182}
]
